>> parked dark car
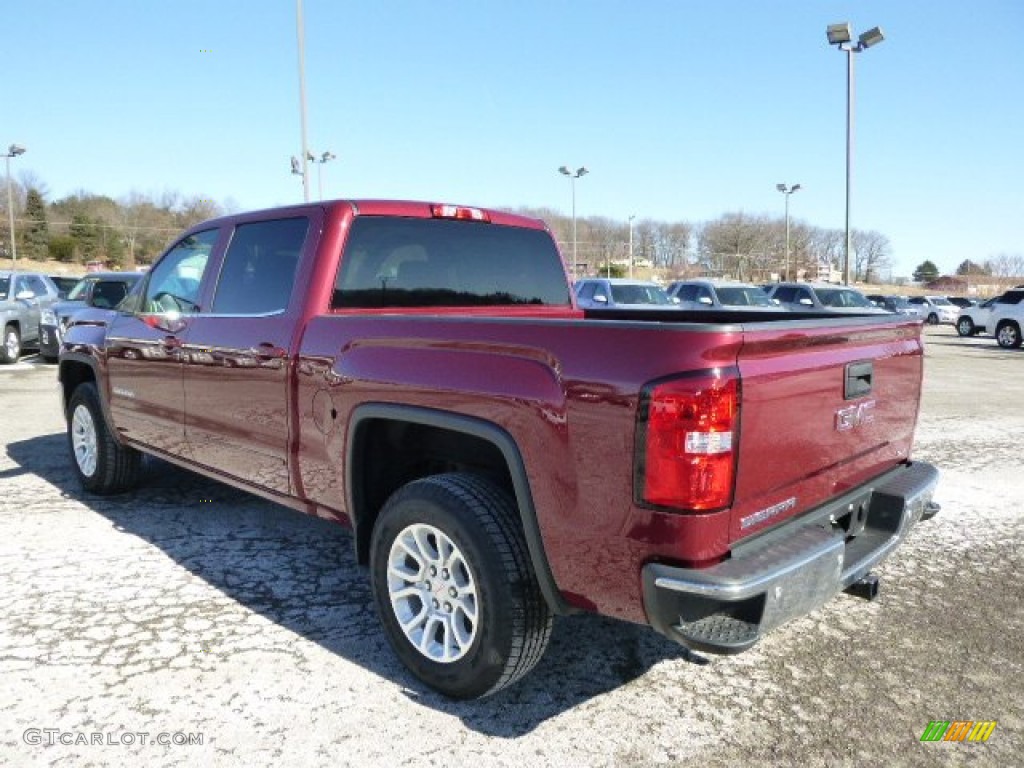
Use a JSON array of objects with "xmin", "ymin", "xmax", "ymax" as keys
[
  {"xmin": 1, "ymin": 271, "xmax": 61, "ymax": 363},
  {"xmin": 866, "ymin": 294, "xmax": 924, "ymax": 318},
  {"xmin": 49, "ymin": 274, "xmax": 84, "ymax": 299},
  {"xmin": 40, "ymin": 271, "xmax": 144, "ymax": 362}
]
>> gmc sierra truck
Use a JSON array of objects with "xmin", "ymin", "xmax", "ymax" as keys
[{"xmin": 59, "ymin": 200, "xmax": 939, "ymax": 699}]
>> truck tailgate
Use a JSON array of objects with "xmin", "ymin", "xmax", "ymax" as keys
[{"xmin": 729, "ymin": 318, "xmax": 924, "ymax": 543}]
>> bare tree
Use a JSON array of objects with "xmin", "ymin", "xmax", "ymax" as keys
[{"xmin": 851, "ymin": 229, "xmax": 893, "ymax": 283}]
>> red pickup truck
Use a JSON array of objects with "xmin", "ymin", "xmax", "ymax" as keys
[{"xmin": 59, "ymin": 200, "xmax": 939, "ymax": 699}]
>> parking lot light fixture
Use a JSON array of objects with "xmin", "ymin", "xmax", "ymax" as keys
[
  {"xmin": 558, "ymin": 166, "xmax": 588, "ymax": 278},
  {"xmin": 776, "ymin": 183, "xmax": 801, "ymax": 281},
  {"xmin": 827, "ymin": 21, "xmax": 885, "ymax": 286},
  {"xmin": 4, "ymin": 144, "xmax": 26, "ymax": 269}
]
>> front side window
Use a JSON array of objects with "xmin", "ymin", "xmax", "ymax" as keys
[
  {"xmin": 674, "ymin": 285, "xmax": 698, "ymax": 302},
  {"xmin": 24, "ymin": 274, "xmax": 49, "ymax": 298},
  {"xmin": 212, "ymin": 218, "xmax": 308, "ymax": 315},
  {"xmin": 716, "ymin": 287, "xmax": 772, "ymax": 307},
  {"xmin": 609, "ymin": 284, "xmax": 672, "ymax": 305},
  {"xmin": 773, "ymin": 286, "xmax": 796, "ymax": 302},
  {"xmin": 332, "ymin": 217, "xmax": 570, "ymax": 308},
  {"xmin": 142, "ymin": 229, "xmax": 219, "ymax": 314},
  {"xmin": 576, "ymin": 282, "xmax": 597, "ymax": 300}
]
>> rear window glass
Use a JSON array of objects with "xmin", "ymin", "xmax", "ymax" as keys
[{"xmin": 332, "ymin": 217, "xmax": 570, "ymax": 309}]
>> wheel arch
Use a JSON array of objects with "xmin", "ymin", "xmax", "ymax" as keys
[{"xmin": 346, "ymin": 403, "xmax": 572, "ymax": 615}]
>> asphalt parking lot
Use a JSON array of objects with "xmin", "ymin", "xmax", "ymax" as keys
[{"xmin": 1, "ymin": 326, "xmax": 1021, "ymax": 767}]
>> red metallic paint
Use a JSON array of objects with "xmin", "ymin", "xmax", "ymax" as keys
[{"xmin": 68, "ymin": 200, "xmax": 927, "ymax": 628}]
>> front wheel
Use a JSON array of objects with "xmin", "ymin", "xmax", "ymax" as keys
[
  {"xmin": 996, "ymin": 321, "xmax": 1022, "ymax": 349},
  {"xmin": 67, "ymin": 382, "xmax": 141, "ymax": 494},
  {"xmin": 1, "ymin": 324, "xmax": 21, "ymax": 364},
  {"xmin": 370, "ymin": 473, "xmax": 553, "ymax": 699},
  {"xmin": 956, "ymin": 317, "xmax": 974, "ymax": 337},
  {"xmin": 927, "ymin": 313, "xmax": 939, "ymax": 325}
]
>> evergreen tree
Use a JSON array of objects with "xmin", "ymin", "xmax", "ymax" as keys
[
  {"xmin": 22, "ymin": 189, "xmax": 49, "ymax": 260},
  {"xmin": 912, "ymin": 260, "xmax": 940, "ymax": 283},
  {"xmin": 68, "ymin": 213, "xmax": 101, "ymax": 262}
]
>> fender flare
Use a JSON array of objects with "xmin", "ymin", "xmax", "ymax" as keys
[{"xmin": 346, "ymin": 403, "xmax": 573, "ymax": 615}]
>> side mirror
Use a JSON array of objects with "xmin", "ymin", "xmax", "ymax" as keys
[
  {"xmin": 671, "ymin": 297, "xmax": 682, "ymax": 304},
  {"xmin": 15, "ymin": 289, "xmax": 35, "ymax": 301},
  {"xmin": 698, "ymin": 296, "xmax": 713, "ymax": 305},
  {"xmin": 593, "ymin": 294, "xmax": 608, "ymax": 304},
  {"xmin": 772, "ymin": 298, "xmax": 781, "ymax": 305},
  {"xmin": 798, "ymin": 297, "xmax": 814, "ymax": 306}
]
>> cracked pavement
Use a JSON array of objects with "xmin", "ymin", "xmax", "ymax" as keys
[{"xmin": 1, "ymin": 326, "xmax": 1021, "ymax": 767}]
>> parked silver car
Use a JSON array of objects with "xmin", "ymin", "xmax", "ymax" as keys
[
  {"xmin": 766, "ymin": 282, "xmax": 888, "ymax": 314},
  {"xmin": 0, "ymin": 271, "xmax": 61, "ymax": 363},
  {"xmin": 668, "ymin": 279, "xmax": 786, "ymax": 311},
  {"xmin": 574, "ymin": 278, "xmax": 677, "ymax": 309}
]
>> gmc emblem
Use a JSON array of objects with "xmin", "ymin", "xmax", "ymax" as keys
[{"xmin": 835, "ymin": 400, "xmax": 876, "ymax": 432}]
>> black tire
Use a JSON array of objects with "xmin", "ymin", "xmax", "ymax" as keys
[
  {"xmin": 956, "ymin": 317, "xmax": 974, "ymax": 337},
  {"xmin": 996, "ymin": 320, "xmax": 1022, "ymax": 349},
  {"xmin": 370, "ymin": 473, "xmax": 553, "ymax": 699},
  {"xmin": 42, "ymin": 354, "xmax": 59, "ymax": 364},
  {"xmin": 1, "ymin": 324, "xmax": 21, "ymax": 364},
  {"xmin": 67, "ymin": 382, "xmax": 141, "ymax": 494},
  {"xmin": 927, "ymin": 313, "xmax": 939, "ymax": 325}
]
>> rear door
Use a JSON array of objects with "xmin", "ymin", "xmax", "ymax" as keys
[
  {"xmin": 181, "ymin": 213, "xmax": 317, "ymax": 494},
  {"xmin": 729, "ymin": 317, "xmax": 924, "ymax": 542}
]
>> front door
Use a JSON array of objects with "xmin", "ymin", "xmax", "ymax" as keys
[{"xmin": 105, "ymin": 229, "xmax": 220, "ymax": 456}]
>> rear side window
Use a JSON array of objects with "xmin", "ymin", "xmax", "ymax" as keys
[
  {"xmin": 332, "ymin": 217, "xmax": 570, "ymax": 309},
  {"xmin": 213, "ymin": 218, "xmax": 308, "ymax": 315}
]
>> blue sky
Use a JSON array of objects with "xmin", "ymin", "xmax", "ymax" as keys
[{"xmin": 8, "ymin": 1, "xmax": 1022, "ymax": 277}]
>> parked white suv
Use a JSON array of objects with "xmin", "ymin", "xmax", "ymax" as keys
[
  {"xmin": 988, "ymin": 289, "xmax": 1024, "ymax": 348},
  {"xmin": 907, "ymin": 296, "xmax": 958, "ymax": 325},
  {"xmin": 955, "ymin": 291, "xmax": 1024, "ymax": 338}
]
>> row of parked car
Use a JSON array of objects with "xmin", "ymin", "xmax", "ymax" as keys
[
  {"xmin": 574, "ymin": 277, "xmax": 1024, "ymax": 350},
  {"xmin": 0, "ymin": 269, "xmax": 143, "ymax": 363}
]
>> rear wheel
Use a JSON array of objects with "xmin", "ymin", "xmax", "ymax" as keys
[
  {"xmin": 67, "ymin": 382, "xmax": 141, "ymax": 494},
  {"xmin": 996, "ymin": 320, "xmax": 1022, "ymax": 349},
  {"xmin": 370, "ymin": 473, "xmax": 553, "ymax": 699},
  {"xmin": 1, "ymin": 324, "xmax": 21, "ymax": 364},
  {"xmin": 927, "ymin": 313, "xmax": 939, "ymax": 325},
  {"xmin": 956, "ymin": 317, "xmax": 974, "ymax": 337}
]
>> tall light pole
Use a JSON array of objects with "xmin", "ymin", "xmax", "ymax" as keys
[
  {"xmin": 776, "ymin": 183, "xmax": 801, "ymax": 280},
  {"xmin": 628, "ymin": 214, "xmax": 636, "ymax": 278},
  {"xmin": 295, "ymin": 0, "xmax": 311, "ymax": 203},
  {"xmin": 4, "ymin": 144, "xmax": 26, "ymax": 268},
  {"xmin": 558, "ymin": 165, "xmax": 588, "ymax": 278},
  {"xmin": 307, "ymin": 151, "xmax": 336, "ymax": 201},
  {"xmin": 827, "ymin": 22, "xmax": 884, "ymax": 285}
]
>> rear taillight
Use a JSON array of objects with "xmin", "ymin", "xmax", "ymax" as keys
[{"xmin": 636, "ymin": 369, "xmax": 739, "ymax": 512}]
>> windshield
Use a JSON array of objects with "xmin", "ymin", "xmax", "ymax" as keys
[
  {"xmin": 609, "ymin": 284, "xmax": 672, "ymax": 305},
  {"xmin": 0, "ymin": 277, "xmax": 8, "ymax": 300},
  {"xmin": 66, "ymin": 278, "xmax": 94, "ymax": 301},
  {"xmin": 716, "ymin": 286, "xmax": 773, "ymax": 307},
  {"xmin": 816, "ymin": 288, "xmax": 875, "ymax": 308}
]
